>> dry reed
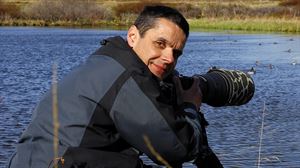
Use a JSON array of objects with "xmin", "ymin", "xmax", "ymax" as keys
[
  {"xmin": 257, "ymin": 101, "xmax": 266, "ymax": 168},
  {"xmin": 52, "ymin": 63, "xmax": 59, "ymax": 168},
  {"xmin": 143, "ymin": 135, "xmax": 173, "ymax": 168}
]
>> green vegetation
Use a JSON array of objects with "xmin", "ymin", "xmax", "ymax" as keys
[
  {"xmin": 1, "ymin": 0, "xmax": 300, "ymax": 33},
  {"xmin": 189, "ymin": 18, "xmax": 300, "ymax": 33}
]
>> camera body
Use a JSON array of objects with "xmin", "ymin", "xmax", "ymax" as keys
[{"xmin": 178, "ymin": 68, "xmax": 255, "ymax": 107}]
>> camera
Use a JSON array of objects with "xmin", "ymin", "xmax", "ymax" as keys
[{"xmin": 178, "ymin": 67, "xmax": 255, "ymax": 107}]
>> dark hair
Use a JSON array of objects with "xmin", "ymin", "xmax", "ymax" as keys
[{"xmin": 134, "ymin": 5, "xmax": 189, "ymax": 38}]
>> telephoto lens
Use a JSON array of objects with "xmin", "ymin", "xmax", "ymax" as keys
[{"xmin": 179, "ymin": 68, "xmax": 255, "ymax": 107}]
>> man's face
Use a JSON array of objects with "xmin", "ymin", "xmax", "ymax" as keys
[{"xmin": 127, "ymin": 18, "xmax": 187, "ymax": 79}]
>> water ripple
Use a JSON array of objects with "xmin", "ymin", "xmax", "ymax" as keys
[{"xmin": 1, "ymin": 27, "xmax": 300, "ymax": 167}]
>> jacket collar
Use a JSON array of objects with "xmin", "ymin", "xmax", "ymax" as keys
[{"xmin": 95, "ymin": 36, "xmax": 152, "ymax": 77}]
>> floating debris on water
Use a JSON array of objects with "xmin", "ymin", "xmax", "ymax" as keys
[
  {"xmin": 285, "ymin": 49, "xmax": 292, "ymax": 53},
  {"xmin": 291, "ymin": 60, "xmax": 298, "ymax": 66}
]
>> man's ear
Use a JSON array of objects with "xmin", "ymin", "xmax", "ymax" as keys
[{"xmin": 127, "ymin": 25, "xmax": 139, "ymax": 47}]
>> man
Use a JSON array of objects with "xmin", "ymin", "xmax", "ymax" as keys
[{"xmin": 8, "ymin": 5, "xmax": 222, "ymax": 168}]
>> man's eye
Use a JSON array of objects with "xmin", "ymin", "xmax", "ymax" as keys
[{"xmin": 154, "ymin": 41, "xmax": 166, "ymax": 49}]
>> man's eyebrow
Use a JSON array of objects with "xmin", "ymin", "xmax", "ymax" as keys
[
  {"xmin": 156, "ymin": 37, "xmax": 183, "ymax": 52},
  {"xmin": 156, "ymin": 37, "xmax": 168, "ymax": 43}
]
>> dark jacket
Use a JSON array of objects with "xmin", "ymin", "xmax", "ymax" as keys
[{"xmin": 8, "ymin": 36, "xmax": 203, "ymax": 168}]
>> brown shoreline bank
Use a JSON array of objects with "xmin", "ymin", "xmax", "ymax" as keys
[
  {"xmin": 1, "ymin": 0, "xmax": 300, "ymax": 33},
  {"xmin": 1, "ymin": 18, "xmax": 300, "ymax": 33}
]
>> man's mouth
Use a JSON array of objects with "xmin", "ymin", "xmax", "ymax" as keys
[{"xmin": 152, "ymin": 63, "xmax": 166, "ymax": 73}]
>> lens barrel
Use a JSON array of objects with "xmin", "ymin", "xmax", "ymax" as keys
[{"xmin": 179, "ymin": 68, "xmax": 255, "ymax": 107}]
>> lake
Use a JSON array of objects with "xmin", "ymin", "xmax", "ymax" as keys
[{"xmin": 0, "ymin": 27, "xmax": 300, "ymax": 167}]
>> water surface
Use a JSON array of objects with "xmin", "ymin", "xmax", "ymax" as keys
[{"xmin": 1, "ymin": 27, "xmax": 300, "ymax": 167}]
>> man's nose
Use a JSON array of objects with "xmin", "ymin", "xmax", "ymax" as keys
[{"xmin": 162, "ymin": 48, "xmax": 175, "ymax": 64}]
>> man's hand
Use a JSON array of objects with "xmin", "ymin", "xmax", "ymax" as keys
[{"xmin": 173, "ymin": 76, "xmax": 202, "ymax": 111}]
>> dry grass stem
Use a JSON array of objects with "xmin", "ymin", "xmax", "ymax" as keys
[
  {"xmin": 143, "ymin": 135, "xmax": 172, "ymax": 168},
  {"xmin": 52, "ymin": 62, "xmax": 59, "ymax": 168},
  {"xmin": 257, "ymin": 101, "xmax": 266, "ymax": 168}
]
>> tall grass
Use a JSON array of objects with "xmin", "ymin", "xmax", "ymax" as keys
[
  {"xmin": 21, "ymin": 0, "xmax": 112, "ymax": 21},
  {"xmin": 0, "ymin": 0, "xmax": 21, "ymax": 19}
]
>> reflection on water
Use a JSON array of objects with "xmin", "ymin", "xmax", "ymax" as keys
[{"xmin": 1, "ymin": 27, "xmax": 300, "ymax": 167}]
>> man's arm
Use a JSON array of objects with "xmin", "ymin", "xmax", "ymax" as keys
[{"xmin": 109, "ymin": 75, "xmax": 203, "ymax": 165}]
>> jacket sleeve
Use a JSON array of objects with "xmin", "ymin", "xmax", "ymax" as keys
[{"xmin": 109, "ymin": 75, "xmax": 203, "ymax": 165}]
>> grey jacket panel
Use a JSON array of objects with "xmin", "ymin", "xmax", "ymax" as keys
[{"xmin": 9, "ymin": 54, "xmax": 125, "ymax": 168}]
